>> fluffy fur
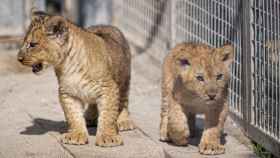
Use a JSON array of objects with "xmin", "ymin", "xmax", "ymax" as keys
[
  {"xmin": 160, "ymin": 42, "xmax": 234, "ymax": 155},
  {"xmin": 18, "ymin": 11, "xmax": 135, "ymax": 147}
]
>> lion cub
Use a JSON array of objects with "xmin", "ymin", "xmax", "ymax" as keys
[
  {"xmin": 160, "ymin": 42, "xmax": 233, "ymax": 155},
  {"xmin": 18, "ymin": 11, "xmax": 135, "ymax": 147}
]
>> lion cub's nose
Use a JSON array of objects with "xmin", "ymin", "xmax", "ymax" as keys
[
  {"xmin": 208, "ymin": 94, "xmax": 216, "ymax": 100},
  {"xmin": 18, "ymin": 56, "xmax": 24, "ymax": 62}
]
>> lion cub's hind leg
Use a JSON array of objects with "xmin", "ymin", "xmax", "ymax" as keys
[
  {"xmin": 160, "ymin": 93, "xmax": 169, "ymax": 142},
  {"xmin": 117, "ymin": 80, "xmax": 135, "ymax": 131},
  {"xmin": 159, "ymin": 110, "xmax": 169, "ymax": 142}
]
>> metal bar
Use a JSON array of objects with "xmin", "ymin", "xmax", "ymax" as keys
[{"xmin": 241, "ymin": 0, "xmax": 251, "ymax": 131}]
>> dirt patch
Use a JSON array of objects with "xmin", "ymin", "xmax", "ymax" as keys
[{"xmin": 0, "ymin": 49, "xmax": 30, "ymax": 75}]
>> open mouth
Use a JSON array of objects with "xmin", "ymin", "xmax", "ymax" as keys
[{"xmin": 32, "ymin": 63, "xmax": 43, "ymax": 73}]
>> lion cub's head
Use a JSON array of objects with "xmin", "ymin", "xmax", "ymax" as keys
[
  {"xmin": 173, "ymin": 43, "xmax": 234, "ymax": 104},
  {"xmin": 17, "ymin": 11, "xmax": 69, "ymax": 74}
]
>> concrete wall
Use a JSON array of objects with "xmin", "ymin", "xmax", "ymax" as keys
[
  {"xmin": 0, "ymin": 0, "xmax": 112, "ymax": 37},
  {"xmin": 0, "ymin": 0, "xmax": 25, "ymax": 36},
  {"xmin": 0, "ymin": 0, "xmax": 46, "ymax": 36}
]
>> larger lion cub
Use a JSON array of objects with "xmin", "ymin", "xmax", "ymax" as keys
[
  {"xmin": 17, "ymin": 11, "xmax": 135, "ymax": 147},
  {"xmin": 160, "ymin": 42, "xmax": 234, "ymax": 155}
]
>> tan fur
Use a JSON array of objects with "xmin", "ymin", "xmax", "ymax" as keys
[
  {"xmin": 160, "ymin": 42, "xmax": 234, "ymax": 155},
  {"xmin": 17, "ymin": 11, "xmax": 135, "ymax": 147}
]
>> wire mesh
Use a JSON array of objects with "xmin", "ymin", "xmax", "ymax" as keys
[
  {"xmin": 113, "ymin": 0, "xmax": 170, "ymax": 61},
  {"xmin": 250, "ymin": 0, "xmax": 280, "ymax": 141}
]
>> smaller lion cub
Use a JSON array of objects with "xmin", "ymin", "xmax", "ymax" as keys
[{"xmin": 160, "ymin": 42, "xmax": 234, "ymax": 155}]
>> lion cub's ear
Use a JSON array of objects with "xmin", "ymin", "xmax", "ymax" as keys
[
  {"xmin": 45, "ymin": 17, "xmax": 69, "ymax": 45},
  {"xmin": 31, "ymin": 10, "xmax": 49, "ymax": 22},
  {"xmin": 218, "ymin": 44, "xmax": 234, "ymax": 67}
]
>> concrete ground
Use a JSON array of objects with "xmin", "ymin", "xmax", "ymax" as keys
[{"xmin": 0, "ymin": 49, "xmax": 257, "ymax": 158}]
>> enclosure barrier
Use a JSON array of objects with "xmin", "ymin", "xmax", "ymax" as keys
[{"xmin": 113, "ymin": 0, "xmax": 280, "ymax": 157}]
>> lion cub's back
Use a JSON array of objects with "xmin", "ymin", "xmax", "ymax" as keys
[{"xmin": 87, "ymin": 25, "xmax": 131, "ymax": 86}]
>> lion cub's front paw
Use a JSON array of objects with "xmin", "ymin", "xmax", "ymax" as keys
[
  {"xmin": 61, "ymin": 131, "xmax": 89, "ymax": 145},
  {"xmin": 95, "ymin": 134, "xmax": 123, "ymax": 147},
  {"xmin": 199, "ymin": 141, "xmax": 225, "ymax": 155},
  {"xmin": 117, "ymin": 119, "xmax": 135, "ymax": 131}
]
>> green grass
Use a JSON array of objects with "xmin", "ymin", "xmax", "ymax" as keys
[{"xmin": 253, "ymin": 142, "xmax": 275, "ymax": 158}]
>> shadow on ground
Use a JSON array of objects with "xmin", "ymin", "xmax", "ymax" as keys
[{"xmin": 20, "ymin": 118, "xmax": 97, "ymax": 135}]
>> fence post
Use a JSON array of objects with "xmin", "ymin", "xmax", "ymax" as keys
[{"xmin": 240, "ymin": 0, "xmax": 252, "ymax": 131}]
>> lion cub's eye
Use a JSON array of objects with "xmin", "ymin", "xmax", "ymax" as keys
[
  {"xmin": 216, "ymin": 74, "xmax": 223, "ymax": 80},
  {"xmin": 179, "ymin": 59, "xmax": 190, "ymax": 66},
  {"xmin": 27, "ymin": 42, "xmax": 38, "ymax": 48},
  {"xmin": 196, "ymin": 75, "xmax": 204, "ymax": 82}
]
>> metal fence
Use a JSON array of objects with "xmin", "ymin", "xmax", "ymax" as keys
[
  {"xmin": 249, "ymin": 0, "xmax": 280, "ymax": 155},
  {"xmin": 113, "ymin": 0, "xmax": 171, "ymax": 61},
  {"xmin": 113, "ymin": 0, "xmax": 280, "ymax": 157}
]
